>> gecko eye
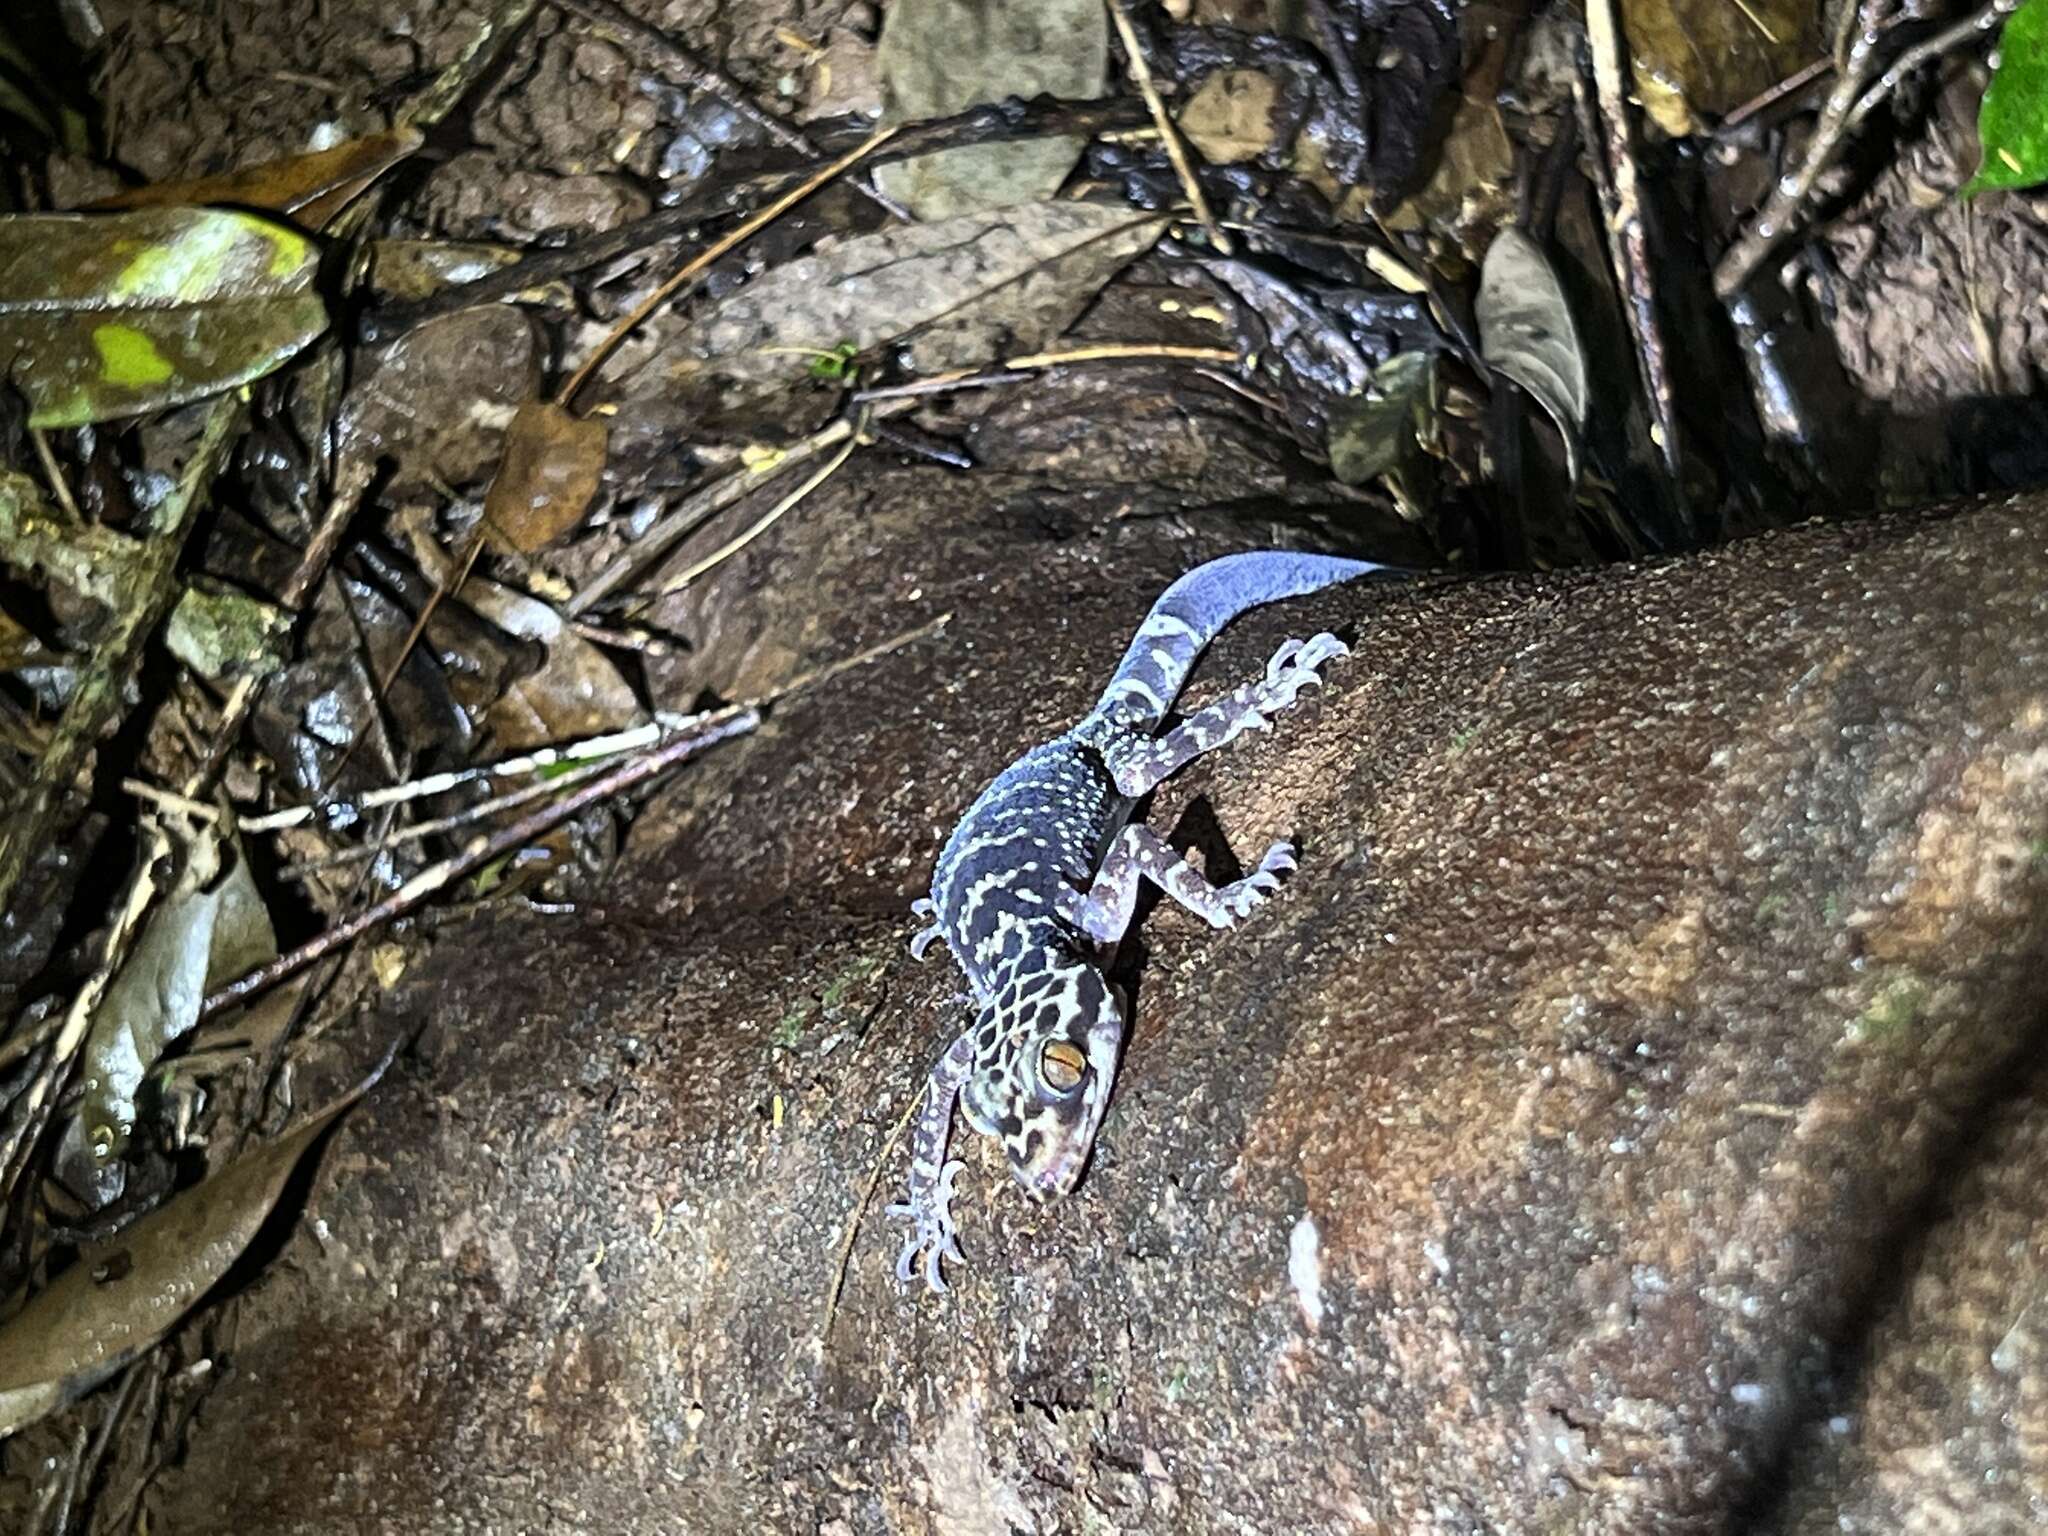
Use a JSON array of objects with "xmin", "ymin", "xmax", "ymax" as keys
[{"xmin": 1039, "ymin": 1040, "xmax": 1087, "ymax": 1094}]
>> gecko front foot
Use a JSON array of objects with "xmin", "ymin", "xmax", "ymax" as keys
[
  {"xmin": 909, "ymin": 897, "xmax": 944, "ymax": 960},
  {"xmin": 885, "ymin": 1158, "xmax": 966, "ymax": 1293}
]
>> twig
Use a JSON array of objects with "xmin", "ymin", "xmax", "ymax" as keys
[
  {"xmin": 819, "ymin": 1087, "xmax": 922, "ymax": 1344},
  {"xmin": 235, "ymin": 717, "xmax": 681, "ymax": 832},
  {"xmin": 284, "ymin": 754, "xmax": 618, "ymax": 873},
  {"xmin": 27, "ymin": 427, "xmax": 84, "ymax": 525},
  {"xmin": 356, "ymin": 99, "xmax": 1155, "ymax": 346},
  {"xmin": 1580, "ymin": 0, "xmax": 1685, "ymax": 490},
  {"xmin": 355, "ymin": 97, "xmax": 1148, "ymax": 343},
  {"xmin": 201, "ymin": 711, "xmax": 760, "ymax": 1016},
  {"xmin": 644, "ymin": 409, "xmax": 867, "ymax": 601},
  {"xmin": 0, "ymin": 397, "xmax": 243, "ymax": 919},
  {"xmin": 1718, "ymin": 55, "xmax": 1835, "ymax": 133},
  {"xmin": 548, "ymin": 0, "xmax": 909, "ymax": 221},
  {"xmin": 564, "ymin": 412, "xmax": 874, "ymax": 617},
  {"xmin": 1713, "ymin": 0, "xmax": 2016, "ymax": 299},
  {"xmin": 119, "ymin": 780, "xmax": 224, "ymax": 823},
  {"xmin": 1105, "ymin": 0, "xmax": 1232, "ymax": 256},
  {"xmin": 850, "ymin": 342, "xmax": 1240, "ymax": 402},
  {"xmin": 558, "ymin": 126, "xmax": 900, "ymax": 410},
  {"xmin": 182, "ymin": 456, "xmax": 374, "ymax": 797},
  {"xmin": 202, "ymin": 609, "xmax": 953, "ymax": 1017}
]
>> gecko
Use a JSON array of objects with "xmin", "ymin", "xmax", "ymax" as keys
[{"xmin": 888, "ymin": 550, "xmax": 1397, "ymax": 1292}]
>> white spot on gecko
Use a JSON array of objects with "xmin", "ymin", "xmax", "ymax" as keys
[{"xmin": 1289, "ymin": 1212, "xmax": 1324, "ymax": 1331}]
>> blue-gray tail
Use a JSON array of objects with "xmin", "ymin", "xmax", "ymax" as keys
[{"xmin": 1086, "ymin": 551, "xmax": 1397, "ymax": 732}]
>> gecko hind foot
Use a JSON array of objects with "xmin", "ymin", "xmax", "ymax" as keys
[
  {"xmin": 1263, "ymin": 632, "xmax": 1349, "ymax": 704},
  {"xmin": 1217, "ymin": 839, "xmax": 1299, "ymax": 923},
  {"xmin": 885, "ymin": 1159, "xmax": 965, "ymax": 1293}
]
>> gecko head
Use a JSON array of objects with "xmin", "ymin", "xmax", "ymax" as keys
[{"xmin": 960, "ymin": 959, "xmax": 1127, "ymax": 1204}]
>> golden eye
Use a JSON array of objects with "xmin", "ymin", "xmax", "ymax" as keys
[{"xmin": 1040, "ymin": 1040, "xmax": 1087, "ymax": 1093}]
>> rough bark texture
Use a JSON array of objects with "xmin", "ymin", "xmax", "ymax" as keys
[{"xmin": 146, "ymin": 418, "xmax": 2048, "ymax": 1530}]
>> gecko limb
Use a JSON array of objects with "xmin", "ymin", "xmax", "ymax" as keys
[
  {"xmin": 1100, "ymin": 632, "xmax": 1349, "ymax": 797},
  {"xmin": 1061, "ymin": 825, "xmax": 1296, "ymax": 943},
  {"xmin": 884, "ymin": 1031, "xmax": 975, "ymax": 1292}
]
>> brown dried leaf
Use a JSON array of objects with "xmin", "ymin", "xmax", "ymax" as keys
[
  {"xmin": 88, "ymin": 127, "xmax": 425, "ymax": 230},
  {"xmin": 0, "ymin": 1093, "xmax": 355, "ymax": 1438},
  {"xmin": 481, "ymin": 400, "xmax": 609, "ymax": 555},
  {"xmin": 651, "ymin": 202, "xmax": 1169, "ymax": 402}
]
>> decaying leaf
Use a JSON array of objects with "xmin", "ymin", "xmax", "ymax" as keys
[
  {"xmin": 1621, "ymin": 0, "xmax": 1817, "ymax": 138},
  {"xmin": 481, "ymin": 400, "xmax": 609, "ymax": 554},
  {"xmin": 1327, "ymin": 349, "xmax": 1440, "ymax": 517},
  {"xmin": 393, "ymin": 528, "xmax": 640, "ymax": 749},
  {"xmin": 166, "ymin": 578, "xmax": 291, "ymax": 682},
  {"xmin": 658, "ymin": 202, "xmax": 1169, "ymax": 398},
  {"xmin": 1180, "ymin": 69, "xmax": 1283, "ymax": 164},
  {"xmin": 1968, "ymin": 0, "xmax": 2048, "ymax": 195},
  {"xmin": 875, "ymin": 0, "xmax": 1107, "ymax": 219},
  {"xmin": 66, "ymin": 817, "xmax": 276, "ymax": 1179},
  {"xmin": 1477, "ymin": 225, "xmax": 1588, "ymax": 480},
  {"xmin": 337, "ymin": 306, "xmax": 539, "ymax": 490},
  {"xmin": 0, "ymin": 1092, "xmax": 357, "ymax": 1438},
  {"xmin": 0, "ymin": 207, "xmax": 328, "ymax": 427},
  {"xmin": 88, "ymin": 127, "xmax": 424, "ymax": 230},
  {"xmin": 368, "ymin": 238, "xmax": 569, "ymax": 308}
]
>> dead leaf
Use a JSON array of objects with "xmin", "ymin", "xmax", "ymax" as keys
[
  {"xmin": 1327, "ymin": 350, "xmax": 1440, "ymax": 518},
  {"xmin": 875, "ymin": 0, "xmax": 1107, "ymax": 219},
  {"xmin": 1621, "ymin": 0, "xmax": 1817, "ymax": 137},
  {"xmin": 481, "ymin": 400, "xmax": 609, "ymax": 554},
  {"xmin": 1477, "ymin": 226, "xmax": 1588, "ymax": 480},
  {"xmin": 62, "ymin": 818, "xmax": 277, "ymax": 1184},
  {"xmin": 87, "ymin": 127, "xmax": 424, "ymax": 230},
  {"xmin": 0, "ymin": 1093, "xmax": 357, "ymax": 1438},
  {"xmin": 655, "ymin": 202, "xmax": 1169, "ymax": 400},
  {"xmin": 0, "ymin": 207, "xmax": 327, "ymax": 428},
  {"xmin": 1180, "ymin": 70, "xmax": 1282, "ymax": 165},
  {"xmin": 337, "ymin": 307, "xmax": 538, "ymax": 490}
]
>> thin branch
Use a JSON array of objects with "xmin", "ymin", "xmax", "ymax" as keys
[
  {"xmin": 1713, "ymin": 0, "xmax": 2016, "ymax": 300},
  {"xmin": 558, "ymin": 126, "xmax": 899, "ymax": 409},
  {"xmin": 645, "ymin": 409, "xmax": 866, "ymax": 601},
  {"xmin": 564, "ymin": 412, "xmax": 873, "ymax": 617},
  {"xmin": 1106, "ymin": 0, "xmax": 1232, "ymax": 256},
  {"xmin": 283, "ymin": 754, "xmax": 618, "ymax": 873},
  {"xmin": 850, "ymin": 342, "xmax": 1239, "ymax": 402},
  {"xmin": 27, "ymin": 427, "xmax": 84, "ymax": 525},
  {"xmin": 354, "ymin": 97, "xmax": 1147, "ymax": 343},
  {"xmin": 1580, "ymin": 0, "xmax": 1685, "ymax": 489},
  {"xmin": 202, "ymin": 609, "xmax": 952, "ymax": 1017},
  {"xmin": 201, "ymin": 711, "xmax": 760, "ymax": 1016},
  {"xmin": 237, "ymin": 717, "xmax": 686, "ymax": 832}
]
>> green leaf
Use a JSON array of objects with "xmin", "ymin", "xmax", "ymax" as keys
[
  {"xmin": 1968, "ymin": 0, "xmax": 2048, "ymax": 194},
  {"xmin": 0, "ymin": 207, "xmax": 328, "ymax": 427}
]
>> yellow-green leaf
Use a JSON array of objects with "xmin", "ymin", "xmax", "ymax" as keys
[{"xmin": 0, "ymin": 207, "xmax": 328, "ymax": 427}]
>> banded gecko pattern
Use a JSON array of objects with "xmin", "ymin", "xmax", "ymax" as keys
[{"xmin": 888, "ymin": 550, "xmax": 1395, "ymax": 1292}]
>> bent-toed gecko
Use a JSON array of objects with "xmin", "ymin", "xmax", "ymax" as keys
[{"xmin": 888, "ymin": 551, "xmax": 1396, "ymax": 1292}]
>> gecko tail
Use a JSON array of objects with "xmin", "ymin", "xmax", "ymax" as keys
[{"xmin": 1087, "ymin": 551, "xmax": 1399, "ymax": 732}]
